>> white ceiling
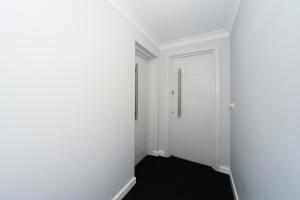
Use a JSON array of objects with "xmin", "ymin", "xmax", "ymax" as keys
[{"xmin": 108, "ymin": 0, "xmax": 240, "ymax": 45}]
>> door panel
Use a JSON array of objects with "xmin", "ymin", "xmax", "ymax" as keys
[
  {"xmin": 135, "ymin": 55, "xmax": 148, "ymax": 165},
  {"xmin": 171, "ymin": 52, "xmax": 216, "ymax": 166}
]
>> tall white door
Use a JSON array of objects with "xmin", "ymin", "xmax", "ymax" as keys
[
  {"xmin": 135, "ymin": 55, "xmax": 148, "ymax": 165},
  {"xmin": 170, "ymin": 52, "xmax": 216, "ymax": 166}
]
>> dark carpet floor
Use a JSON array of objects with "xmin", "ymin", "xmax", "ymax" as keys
[{"xmin": 124, "ymin": 156, "xmax": 234, "ymax": 200}]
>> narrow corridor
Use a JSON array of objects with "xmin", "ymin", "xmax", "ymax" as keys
[{"xmin": 124, "ymin": 156, "xmax": 234, "ymax": 200}]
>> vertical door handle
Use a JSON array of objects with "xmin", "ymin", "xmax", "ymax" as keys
[
  {"xmin": 178, "ymin": 68, "xmax": 182, "ymax": 117},
  {"xmin": 135, "ymin": 64, "xmax": 138, "ymax": 120}
]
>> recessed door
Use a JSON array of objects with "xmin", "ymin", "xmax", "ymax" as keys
[
  {"xmin": 170, "ymin": 52, "xmax": 217, "ymax": 166},
  {"xmin": 135, "ymin": 55, "xmax": 149, "ymax": 165}
]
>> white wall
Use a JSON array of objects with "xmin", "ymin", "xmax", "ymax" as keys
[
  {"xmin": 0, "ymin": 0, "xmax": 158, "ymax": 199},
  {"xmin": 231, "ymin": 0, "xmax": 300, "ymax": 199},
  {"xmin": 159, "ymin": 36, "xmax": 231, "ymax": 169}
]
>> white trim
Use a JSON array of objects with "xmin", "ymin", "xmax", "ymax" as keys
[
  {"xmin": 167, "ymin": 46, "xmax": 221, "ymax": 171},
  {"xmin": 152, "ymin": 151, "xmax": 160, "ymax": 157},
  {"xmin": 152, "ymin": 150, "xmax": 167, "ymax": 157},
  {"xmin": 213, "ymin": 46, "xmax": 221, "ymax": 171},
  {"xmin": 112, "ymin": 177, "xmax": 136, "ymax": 200},
  {"xmin": 135, "ymin": 42, "xmax": 157, "ymax": 61},
  {"xmin": 160, "ymin": 30, "xmax": 229, "ymax": 50},
  {"xmin": 158, "ymin": 150, "xmax": 167, "ymax": 157},
  {"xmin": 170, "ymin": 49, "xmax": 214, "ymax": 59},
  {"xmin": 147, "ymin": 59, "xmax": 160, "ymax": 156},
  {"xmin": 229, "ymin": 171, "xmax": 240, "ymax": 200},
  {"xmin": 106, "ymin": 0, "xmax": 160, "ymax": 47},
  {"xmin": 135, "ymin": 42, "xmax": 159, "ymax": 161},
  {"xmin": 218, "ymin": 166, "xmax": 230, "ymax": 175}
]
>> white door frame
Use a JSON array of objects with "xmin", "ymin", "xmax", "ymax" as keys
[
  {"xmin": 167, "ymin": 46, "xmax": 221, "ymax": 170},
  {"xmin": 135, "ymin": 42, "xmax": 159, "ymax": 157}
]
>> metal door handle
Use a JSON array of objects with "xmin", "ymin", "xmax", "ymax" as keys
[
  {"xmin": 178, "ymin": 68, "xmax": 182, "ymax": 117},
  {"xmin": 135, "ymin": 64, "xmax": 138, "ymax": 120}
]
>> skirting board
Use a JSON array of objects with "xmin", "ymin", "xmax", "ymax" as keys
[
  {"xmin": 152, "ymin": 150, "xmax": 167, "ymax": 157},
  {"xmin": 229, "ymin": 171, "xmax": 239, "ymax": 200},
  {"xmin": 151, "ymin": 151, "xmax": 159, "ymax": 157},
  {"xmin": 219, "ymin": 165, "xmax": 230, "ymax": 174},
  {"xmin": 112, "ymin": 177, "xmax": 136, "ymax": 200}
]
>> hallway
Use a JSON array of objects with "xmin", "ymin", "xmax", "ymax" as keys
[
  {"xmin": 0, "ymin": 0, "xmax": 300, "ymax": 199},
  {"xmin": 124, "ymin": 156, "xmax": 234, "ymax": 200}
]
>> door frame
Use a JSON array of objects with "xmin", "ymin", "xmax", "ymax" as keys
[
  {"xmin": 135, "ymin": 42, "xmax": 159, "ymax": 158},
  {"xmin": 167, "ymin": 46, "xmax": 221, "ymax": 170}
]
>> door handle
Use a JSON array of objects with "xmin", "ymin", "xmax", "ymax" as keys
[
  {"xmin": 135, "ymin": 64, "xmax": 138, "ymax": 120},
  {"xmin": 178, "ymin": 68, "xmax": 182, "ymax": 117}
]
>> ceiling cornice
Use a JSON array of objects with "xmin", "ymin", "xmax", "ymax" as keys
[
  {"xmin": 160, "ymin": 30, "xmax": 230, "ymax": 50},
  {"xmin": 107, "ymin": 0, "xmax": 161, "ymax": 47}
]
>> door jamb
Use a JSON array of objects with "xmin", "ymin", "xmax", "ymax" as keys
[{"xmin": 135, "ymin": 42, "xmax": 159, "ymax": 157}]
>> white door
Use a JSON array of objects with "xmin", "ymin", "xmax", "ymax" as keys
[
  {"xmin": 135, "ymin": 55, "xmax": 149, "ymax": 165},
  {"xmin": 170, "ymin": 52, "xmax": 217, "ymax": 166}
]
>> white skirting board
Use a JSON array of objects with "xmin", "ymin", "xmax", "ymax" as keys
[
  {"xmin": 112, "ymin": 177, "xmax": 136, "ymax": 200},
  {"xmin": 229, "ymin": 171, "xmax": 239, "ymax": 200},
  {"xmin": 151, "ymin": 150, "xmax": 159, "ymax": 156},
  {"xmin": 218, "ymin": 165, "xmax": 230, "ymax": 174},
  {"xmin": 151, "ymin": 150, "xmax": 167, "ymax": 157}
]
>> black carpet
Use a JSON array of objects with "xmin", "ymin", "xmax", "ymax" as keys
[{"xmin": 124, "ymin": 156, "xmax": 234, "ymax": 200}]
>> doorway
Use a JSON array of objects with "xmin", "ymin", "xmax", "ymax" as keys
[
  {"xmin": 169, "ymin": 49, "xmax": 220, "ymax": 168},
  {"xmin": 134, "ymin": 42, "xmax": 158, "ymax": 165},
  {"xmin": 135, "ymin": 55, "xmax": 149, "ymax": 165}
]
